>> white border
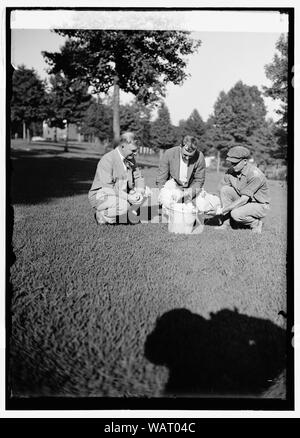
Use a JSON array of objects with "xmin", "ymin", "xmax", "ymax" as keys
[{"xmin": 1, "ymin": 0, "xmax": 298, "ymax": 419}]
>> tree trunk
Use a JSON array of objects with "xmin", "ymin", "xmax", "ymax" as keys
[
  {"xmin": 159, "ymin": 148, "xmax": 165, "ymax": 161},
  {"xmin": 217, "ymin": 150, "xmax": 220, "ymax": 173},
  {"xmin": 64, "ymin": 123, "xmax": 69, "ymax": 152},
  {"xmin": 23, "ymin": 121, "xmax": 26, "ymax": 140},
  {"xmin": 54, "ymin": 127, "xmax": 57, "ymax": 143},
  {"xmin": 27, "ymin": 128, "xmax": 31, "ymax": 143},
  {"xmin": 113, "ymin": 75, "xmax": 120, "ymax": 147}
]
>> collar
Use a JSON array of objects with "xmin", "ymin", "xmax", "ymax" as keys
[
  {"xmin": 179, "ymin": 148, "xmax": 197, "ymax": 165},
  {"xmin": 241, "ymin": 162, "xmax": 250, "ymax": 176},
  {"xmin": 117, "ymin": 147, "xmax": 125, "ymax": 162}
]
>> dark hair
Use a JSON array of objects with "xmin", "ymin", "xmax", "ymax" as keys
[{"xmin": 181, "ymin": 135, "xmax": 198, "ymax": 149}]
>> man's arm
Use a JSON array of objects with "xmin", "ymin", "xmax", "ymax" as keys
[
  {"xmin": 97, "ymin": 154, "xmax": 129, "ymax": 201},
  {"xmin": 217, "ymin": 172, "xmax": 231, "ymax": 192},
  {"xmin": 188, "ymin": 153, "xmax": 206, "ymax": 199},
  {"xmin": 132, "ymin": 164, "xmax": 145, "ymax": 192},
  {"xmin": 218, "ymin": 175, "xmax": 263, "ymax": 214},
  {"xmin": 220, "ymin": 194, "xmax": 249, "ymax": 215},
  {"xmin": 156, "ymin": 151, "xmax": 170, "ymax": 189}
]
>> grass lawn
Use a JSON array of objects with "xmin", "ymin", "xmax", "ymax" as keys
[{"xmin": 9, "ymin": 141, "xmax": 288, "ymax": 399}]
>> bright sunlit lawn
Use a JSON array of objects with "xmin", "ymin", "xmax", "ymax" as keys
[{"xmin": 9, "ymin": 141, "xmax": 288, "ymax": 399}]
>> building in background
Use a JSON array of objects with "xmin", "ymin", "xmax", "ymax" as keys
[{"xmin": 42, "ymin": 122, "xmax": 84, "ymax": 142}]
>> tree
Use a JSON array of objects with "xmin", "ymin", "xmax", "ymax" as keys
[
  {"xmin": 181, "ymin": 109, "xmax": 206, "ymax": 139},
  {"xmin": 211, "ymin": 81, "xmax": 274, "ymax": 170},
  {"xmin": 151, "ymin": 102, "xmax": 176, "ymax": 158},
  {"xmin": 81, "ymin": 97, "xmax": 112, "ymax": 143},
  {"xmin": 43, "ymin": 30, "xmax": 201, "ymax": 144},
  {"xmin": 11, "ymin": 65, "xmax": 48, "ymax": 141},
  {"xmin": 263, "ymin": 34, "xmax": 288, "ymax": 160},
  {"xmin": 46, "ymin": 73, "xmax": 92, "ymax": 151},
  {"xmin": 263, "ymin": 34, "xmax": 288, "ymax": 128},
  {"xmin": 120, "ymin": 100, "xmax": 153, "ymax": 150},
  {"xmin": 201, "ymin": 115, "xmax": 218, "ymax": 156}
]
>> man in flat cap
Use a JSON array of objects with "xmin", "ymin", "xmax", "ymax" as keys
[
  {"xmin": 157, "ymin": 135, "xmax": 220, "ymax": 213},
  {"xmin": 214, "ymin": 145, "xmax": 270, "ymax": 233},
  {"xmin": 88, "ymin": 131, "xmax": 146, "ymax": 224}
]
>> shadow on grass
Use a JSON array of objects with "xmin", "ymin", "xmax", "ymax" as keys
[
  {"xmin": 10, "ymin": 148, "xmax": 159, "ymax": 205},
  {"xmin": 10, "ymin": 149, "xmax": 99, "ymax": 205},
  {"xmin": 145, "ymin": 308, "xmax": 286, "ymax": 397}
]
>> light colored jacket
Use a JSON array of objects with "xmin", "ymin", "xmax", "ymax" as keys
[{"xmin": 88, "ymin": 148, "xmax": 143, "ymax": 208}]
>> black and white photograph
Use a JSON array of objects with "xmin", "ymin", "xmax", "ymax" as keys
[{"xmin": 4, "ymin": 5, "xmax": 295, "ymax": 413}]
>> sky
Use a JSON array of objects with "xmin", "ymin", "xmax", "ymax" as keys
[{"xmin": 10, "ymin": 10, "xmax": 287, "ymax": 125}]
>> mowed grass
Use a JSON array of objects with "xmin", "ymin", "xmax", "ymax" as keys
[{"xmin": 9, "ymin": 144, "xmax": 288, "ymax": 398}]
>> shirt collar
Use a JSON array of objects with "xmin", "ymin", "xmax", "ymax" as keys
[
  {"xmin": 241, "ymin": 162, "xmax": 250, "ymax": 176},
  {"xmin": 117, "ymin": 147, "xmax": 125, "ymax": 162}
]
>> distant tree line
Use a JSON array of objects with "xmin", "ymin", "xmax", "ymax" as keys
[{"xmin": 10, "ymin": 32, "xmax": 288, "ymax": 163}]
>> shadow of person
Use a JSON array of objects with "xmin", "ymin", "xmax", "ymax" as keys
[{"xmin": 144, "ymin": 308, "xmax": 286, "ymax": 397}]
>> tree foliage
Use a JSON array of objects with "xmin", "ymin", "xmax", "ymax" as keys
[
  {"xmin": 43, "ymin": 30, "xmax": 201, "ymax": 142},
  {"xmin": 46, "ymin": 73, "xmax": 92, "ymax": 149},
  {"xmin": 119, "ymin": 101, "xmax": 153, "ymax": 149},
  {"xmin": 81, "ymin": 97, "xmax": 112, "ymax": 141},
  {"xmin": 151, "ymin": 102, "xmax": 176, "ymax": 151},
  {"xmin": 44, "ymin": 30, "xmax": 201, "ymax": 102},
  {"xmin": 11, "ymin": 65, "xmax": 48, "ymax": 137},
  {"xmin": 178, "ymin": 109, "xmax": 206, "ymax": 140},
  {"xmin": 47, "ymin": 73, "xmax": 92, "ymax": 127},
  {"xmin": 263, "ymin": 34, "xmax": 288, "ymax": 128},
  {"xmin": 211, "ymin": 81, "xmax": 276, "ymax": 163},
  {"xmin": 263, "ymin": 34, "xmax": 288, "ymax": 160}
]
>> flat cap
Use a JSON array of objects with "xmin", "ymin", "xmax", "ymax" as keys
[{"xmin": 226, "ymin": 146, "xmax": 250, "ymax": 163}]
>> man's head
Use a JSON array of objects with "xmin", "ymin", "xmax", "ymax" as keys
[
  {"xmin": 226, "ymin": 146, "xmax": 250, "ymax": 173},
  {"xmin": 181, "ymin": 135, "xmax": 198, "ymax": 162},
  {"xmin": 119, "ymin": 132, "xmax": 138, "ymax": 160}
]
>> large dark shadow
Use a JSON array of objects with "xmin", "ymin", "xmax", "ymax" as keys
[
  {"xmin": 145, "ymin": 308, "xmax": 286, "ymax": 397},
  {"xmin": 10, "ymin": 148, "xmax": 159, "ymax": 206},
  {"xmin": 10, "ymin": 149, "xmax": 99, "ymax": 205}
]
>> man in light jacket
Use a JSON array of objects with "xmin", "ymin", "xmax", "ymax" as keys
[{"xmin": 88, "ymin": 132, "xmax": 145, "ymax": 224}]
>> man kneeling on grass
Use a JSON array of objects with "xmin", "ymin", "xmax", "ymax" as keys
[
  {"xmin": 88, "ymin": 132, "xmax": 146, "ymax": 225},
  {"xmin": 157, "ymin": 135, "xmax": 220, "ymax": 214},
  {"xmin": 214, "ymin": 146, "xmax": 270, "ymax": 234}
]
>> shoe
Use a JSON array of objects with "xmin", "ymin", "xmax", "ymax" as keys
[
  {"xmin": 214, "ymin": 218, "xmax": 230, "ymax": 230},
  {"xmin": 251, "ymin": 219, "xmax": 263, "ymax": 234},
  {"xmin": 94, "ymin": 211, "xmax": 108, "ymax": 225}
]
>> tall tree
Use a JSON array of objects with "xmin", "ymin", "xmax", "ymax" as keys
[
  {"xmin": 201, "ymin": 115, "xmax": 218, "ymax": 156},
  {"xmin": 11, "ymin": 65, "xmax": 48, "ymax": 141},
  {"xmin": 211, "ymin": 81, "xmax": 274, "ymax": 169},
  {"xmin": 151, "ymin": 102, "xmax": 176, "ymax": 158},
  {"xmin": 263, "ymin": 34, "xmax": 288, "ymax": 128},
  {"xmin": 46, "ymin": 73, "xmax": 92, "ymax": 151},
  {"xmin": 120, "ymin": 100, "xmax": 153, "ymax": 149},
  {"xmin": 263, "ymin": 34, "xmax": 288, "ymax": 160},
  {"xmin": 81, "ymin": 96, "xmax": 112, "ymax": 143},
  {"xmin": 43, "ymin": 30, "xmax": 201, "ymax": 144},
  {"xmin": 183, "ymin": 109, "xmax": 206, "ymax": 139}
]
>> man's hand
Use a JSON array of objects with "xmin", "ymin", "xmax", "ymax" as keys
[
  {"xmin": 215, "ymin": 206, "xmax": 224, "ymax": 215},
  {"xmin": 171, "ymin": 191, "xmax": 184, "ymax": 203},
  {"xmin": 206, "ymin": 206, "xmax": 223, "ymax": 216},
  {"xmin": 128, "ymin": 191, "xmax": 143, "ymax": 205}
]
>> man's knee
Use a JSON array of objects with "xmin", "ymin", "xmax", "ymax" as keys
[
  {"xmin": 118, "ymin": 199, "xmax": 130, "ymax": 215},
  {"xmin": 100, "ymin": 197, "xmax": 130, "ymax": 219},
  {"xmin": 230, "ymin": 208, "xmax": 242, "ymax": 222},
  {"xmin": 220, "ymin": 185, "xmax": 235, "ymax": 197}
]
